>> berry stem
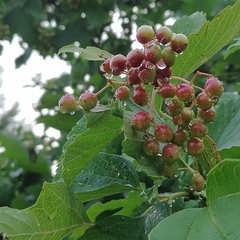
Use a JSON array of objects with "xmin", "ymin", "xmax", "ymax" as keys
[
  {"xmin": 158, "ymin": 191, "xmax": 189, "ymax": 203},
  {"xmin": 149, "ymin": 88, "xmax": 156, "ymax": 118},
  {"xmin": 189, "ymin": 71, "xmax": 213, "ymax": 85},
  {"xmin": 205, "ymin": 134, "xmax": 221, "ymax": 162},
  {"xmin": 95, "ymin": 82, "xmax": 112, "ymax": 96},
  {"xmin": 179, "ymin": 156, "xmax": 195, "ymax": 174}
]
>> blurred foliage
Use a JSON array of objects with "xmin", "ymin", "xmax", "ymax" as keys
[{"xmin": 0, "ymin": 0, "xmax": 239, "ymax": 212}]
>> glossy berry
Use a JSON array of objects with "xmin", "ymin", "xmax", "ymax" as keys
[
  {"xmin": 162, "ymin": 163, "xmax": 178, "ymax": 178},
  {"xmin": 128, "ymin": 67, "xmax": 141, "ymax": 85},
  {"xmin": 126, "ymin": 49, "xmax": 144, "ymax": 68},
  {"xmin": 172, "ymin": 107, "xmax": 194, "ymax": 126},
  {"xmin": 154, "ymin": 123, "xmax": 173, "ymax": 143},
  {"xmin": 144, "ymin": 44, "xmax": 162, "ymax": 64},
  {"xmin": 176, "ymin": 83, "xmax": 195, "ymax": 102},
  {"xmin": 166, "ymin": 97, "xmax": 185, "ymax": 116},
  {"xmin": 196, "ymin": 91, "xmax": 213, "ymax": 111},
  {"xmin": 138, "ymin": 65, "xmax": 156, "ymax": 84},
  {"xmin": 156, "ymin": 66, "xmax": 172, "ymax": 79},
  {"xmin": 191, "ymin": 172, "xmax": 205, "ymax": 192},
  {"xmin": 58, "ymin": 93, "xmax": 78, "ymax": 114},
  {"xmin": 155, "ymin": 26, "xmax": 173, "ymax": 44},
  {"xmin": 162, "ymin": 143, "xmax": 181, "ymax": 164},
  {"xmin": 190, "ymin": 120, "xmax": 208, "ymax": 138},
  {"xmin": 101, "ymin": 57, "xmax": 112, "ymax": 73},
  {"xmin": 170, "ymin": 33, "xmax": 188, "ymax": 53},
  {"xmin": 198, "ymin": 107, "xmax": 216, "ymax": 123},
  {"xmin": 79, "ymin": 91, "xmax": 98, "ymax": 111},
  {"xmin": 162, "ymin": 47, "xmax": 176, "ymax": 67},
  {"xmin": 157, "ymin": 82, "xmax": 176, "ymax": 98},
  {"xmin": 172, "ymin": 128, "xmax": 189, "ymax": 146},
  {"xmin": 136, "ymin": 25, "xmax": 155, "ymax": 44},
  {"xmin": 115, "ymin": 86, "xmax": 131, "ymax": 101},
  {"xmin": 143, "ymin": 138, "xmax": 159, "ymax": 156},
  {"xmin": 204, "ymin": 77, "xmax": 224, "ymax": 102},
  {"xmin": 110, "ymin": 54, "xmax": 127, "ymax": 75},
  {"xmin": 131, "ymin": 111, "xmax": 151, "ymax": 132},
  {"xmin": 132, "ymin": 86, "xmax": 149, "ymax": 106},
  {"xmin": 187, "ymin": 137, "xmax": 205, "ymax": 156}
]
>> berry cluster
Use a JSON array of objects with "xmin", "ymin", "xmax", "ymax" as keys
[{"xmin": 58, "ymin": 24, "xmax": 223, "ymax": 184}]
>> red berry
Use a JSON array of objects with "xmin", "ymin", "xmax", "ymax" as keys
[
  {"xmin": 128, "ymin": 67, "xmax": 141, "ymax": 85},
  {"xmin": 191, "ymin": 172, "xmax": 205, "ymax": 192},
  {"xmin": 126, "ymin": 49, "xmax": 144, "ymax": 68},
  {"xmin": 187, "ymin": 137, "xmax": 205, "ymax": 156},
  {"xmin": 58, "ymin": 93, "xmax": 77, "ymax": 114},
  {"xmin": 101, "ymin": 58, "xmax": 112, "ymax": 73},
  {"xmin": 144, "ymin": 43, "xmax": 162, "ymax": 64},
  {"xmin": 162, "ymin": 143, "xmax": 181, "ymax": 164},
  {"xmin": 110, "ymin": 54, "xmax": 127, "ymax": 75},
  {"xmin": 166, "ymin": 97, "xmax": 184, "ymax": 116},
  {"xmin": 157, "ymin": 82, "xmax": 176, "ymax": 98},
  {"xmin": 172, "ymin": 128, "xmax": 189, "ymax": 146},
  {"xmin": 156, "ymin": 66, "xmax": 172, "ymax": 79},
  {"xmin": 155, "ymin": 26, "xmax": 173, "ymax": 44},
  {"xmin": 132, "ymin": 86, "xmax": 149, "ymax": 106},
  {"xmin": 79, "ymin": 91, "xmax": 98, "ymax": 111},
  {"xmin": 162, "ymin": 47, "xmax": 176, "ymax": 67},
  {"xmin": 204, "ymin": 77, "xmax": 224, "ymax": 102},
  {"xmin": 196, "ymin": 91, "xmax": 213, "ymax": 111},
  {"xmin": 131, "ymin": 111, "xmax": 151, "ymax": 132},
  {"xmin": 136, "ymin": 25, "xmax": 155, "ymax": 44},
  {"xmin": 170, "ymin": 33, "xmax": 188, "ymax": 53},
  {"xmin": 198, "ymin": 107, "xmax": 216, "ymax": 123},
  {"xmin": 143, "ymin": 138, "xmax": 159, "ymax": 156},
  {"xmin": 115, "ymin": 86, "xmax": 131, "ymax": 101},
  {"xmin": 138, "ymin": 65, "xmax": 156, "ymax": 84},
  {"xmin": 154, "ymin": 123, "xmax": 173, "ymax": 143},
  {"xmin": 172, "ymin": 107, "xmax": 194, "ymax": 126},
  {"xmin": 176, "ymin": 83, "xmax": 195, "ymax": 102},
  {"xmin": 190, "ymin": 120, "xmax": 208, "ymax": 138}
]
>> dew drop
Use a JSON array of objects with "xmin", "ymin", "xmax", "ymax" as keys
[
  {"xmin": 156, "ymin": 59, "xmax": 167, "ymax": 70},
  {"xmin": 164, "ymin": 98, "xmax": 173, "ymax": 105},
  {"xmin": 70, "ymin": 111, "xmax": 76, "ymax": 115}
]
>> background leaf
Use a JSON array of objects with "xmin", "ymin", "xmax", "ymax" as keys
[
  {"xmin": 149, "ymin": 193, "xmax": 240, "ymax": 240},
  {"xmin": 207, "ymin": 93, "xmax": 240, "ymax": 150},
  {"xmin": 71, "ymin": 152, "xmax": 141, "ymax": 202},
  {"xmin": 206, "ymin": 158, "xmax": 240, "ymax": 204},
  {"xmin": 173, "ymin": 0, "xmax": 240, "ymax": 78},
  {"xmin": 62, "ymin": 111, "xmax": 123, "ymax": 185},
  {"xmin": 0, "ymin": 182, "xmax": 90, "ymax": 240}
]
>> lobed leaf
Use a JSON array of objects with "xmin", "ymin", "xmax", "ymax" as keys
[
  {"xmin": 149, "ymin": 193, "xmax": 240, "ymax": 240},
  {"xmin": 173, "ymin": 0, "xmax": 240, "ymax": 78},
  {"xmin": 0, "ymin": 182, "xmax": 90, "ymax": 240},
  {"xmin": 71, "ymin": 152, "xmax": 141, "ymax": 202},
  {"xmin": 62, "ymin": 110, "xmax": 123, "ymax": 185},
  {"xmin": 206, "ymin": 158, "xmax": 240, "ymax": 204}
]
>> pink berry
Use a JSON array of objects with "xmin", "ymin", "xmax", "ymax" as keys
[
  {"xmin": 58, "ymin": 93, "xmax": 77, "ymax": 114},
  {"xmin": 79, "ymin": 91, "xmax": 98, "ymax": 111},
  {"xmin": 131, "ymin": 111, "xmax": 152, "ymax": 132}
]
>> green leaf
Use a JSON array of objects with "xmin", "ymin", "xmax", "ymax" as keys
[
  {"xmin": 0, "ymin": 182, "xmax": 90, "ymax": 240},
  {"xmin": 149, "ymin": 193, "xmax": 240, "ymax": 240},
  {"xmin": 173, "ymin": 0, "xmax": 240, "ymax": 78},
  {"xmin": 206, "ymin": 158, "xmax": 240, "ymax": 204},
  {"xmin": 170, "ymin": 12, "xmax": 207, "ymax": 36},
  {"xmin": 86, "ymin": 191, "xmax": 146, "ymax": 223},
  {"xmin": 224, "ymin": 36, "xmax": 240, "ymax": 59},
  {"xmin": 71, "ymin": 152, "xmax": 141, "ymax": 202},
  {"xmin": 0, "ymin": 133, "xmax": 49, "ymax": 175},
  {"xmin": 208, "ymin": 93, "xmax": 240, "ymax": 150},
  {"xmin": 58, "ymin": 44, "xmax": 113, "ymax": 60},
  {"xmin": 62, "ymin": 110, "xmax": 123, "ymax": 185},
  {"xmin": 79, "ymin": 202, "xmax": 170, "ymax": 240}
]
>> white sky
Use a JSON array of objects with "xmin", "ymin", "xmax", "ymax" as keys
[{"xmin": 0, "ymin": 35, "xmax": 71, "ymax": 136}]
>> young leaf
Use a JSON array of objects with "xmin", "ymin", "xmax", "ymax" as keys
[
  {"xmin": 58, "ymin": 44, "xmax": 113, "ymax": 60},
  {"xmin": 170, "ymin": 11, "xmax": 207, "ymax": 36},
  {"xmin": 0, "ymin": 182, "xmax": 90, "ymax": 240},
  {"xmin": 206, "ymin": 158, "xmax": 240, "ymax": 204},
  {"xmin": 207, "ymin": 93, "xmax": 240, "ymax": 150},
  {"xmin": 62, "ymin": 110, "xmax": 123, "ymax": 185},
  {"xmin": 149, "ymin": 193, "xmax": 240, "ymax": 240},
  {"xmin": 173, "ymin": 0, "xmax": 240, "ymax": 78},
  {"xmin": 71, "ymin": 152, "xmax": 141, "ymax": 202}
]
